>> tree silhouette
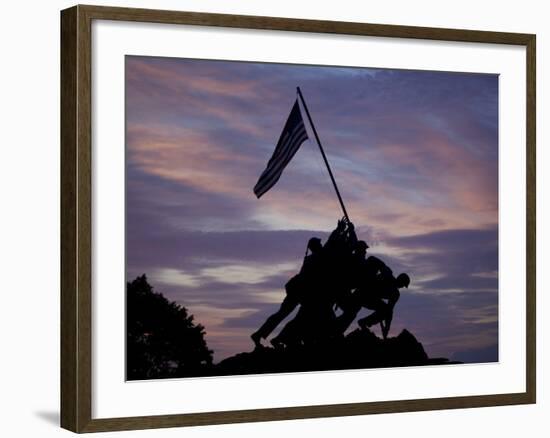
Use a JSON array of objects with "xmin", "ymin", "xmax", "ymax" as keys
[{"xmin": 127, "ymin": 274, "xmax": 213, "ymax": 380}]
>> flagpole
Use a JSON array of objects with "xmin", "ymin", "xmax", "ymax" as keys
[{"xmin": 296, "ymin": 87, "xmax": 350, "ymax": 222}]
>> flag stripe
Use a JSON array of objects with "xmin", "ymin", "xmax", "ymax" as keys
[
  {"xmin": 254, "ymin": 124, "xmax": 307, "ymax": 192},
  {"xmin": 255, "ymin": 135, "xmax": 308, "ymax": 198},
  {"xmin": 254, "ymin": 128, "xmax": 308, "ymax": 197},
  {"xmin": 263, "ymin": 121, "xmax": 304, "ymax": 171},
  {"xmin": 264, "ymin": 121, "xmax": 304, "ymax": 168},
  {"xmin": 254, "ymin": 127, "xmax": 307, "ymax": 198},
  {"xmin": 253, "ymin": 100, "xmax": 308, "ymax": 198}
]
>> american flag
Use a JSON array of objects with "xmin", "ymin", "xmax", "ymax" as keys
[{"xmin": 253, "ymin": 100, "xmax": 309, "ymax": 198}]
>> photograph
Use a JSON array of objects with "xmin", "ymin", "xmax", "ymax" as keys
[{"xmin": 125, "ymin": 55, "xmax": 499, "ymax": 380}]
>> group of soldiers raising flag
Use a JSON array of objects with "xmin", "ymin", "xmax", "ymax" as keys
[
  {"xmin": 251, "ymin": 217, "xmax": 410, "ymax": 349},
  {"xmin": 252, "ymin": 89, "xmax": 410, "ymax": 349}
]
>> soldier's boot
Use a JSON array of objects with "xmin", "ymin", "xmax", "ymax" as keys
[
  {"xmin": 358, "ymin": 312, "xmax": 379, "ymax": 330},
  {"xmin": 250, "ymin": 331, "xmax": 263, "ymax": 348},
  {"xmin": 270, "ymin": 336, "xmax": 285, "ymax": 350},
  {"xmin": 357, "ymin": 317, "xmax": 368, "ymax": 330}
]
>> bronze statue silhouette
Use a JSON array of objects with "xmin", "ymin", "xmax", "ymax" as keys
[
  {"xmin": 334, "ymin": 239, "xmax": 403, "ymax": 336},
  {"xmin": 249, "ymin": 89, "xmax": 414, "ymax": 352},
  {"xmin": 251, "ymin": 218, "xmax": 411, "ymax": 349},
  {"xmin": 356, "ymin": 272, "xmax": 410, "ymax": 339},
  {"xmin": 250, "ymin": 236, "xmax": 324, "ymax": 348},
  {"xmin": 265, "ymin": 219, "xmax": 360, "ymax": 347},
  {"xmin": 267, "ymin": 218, "xmax": 353, "ymax": 348}
]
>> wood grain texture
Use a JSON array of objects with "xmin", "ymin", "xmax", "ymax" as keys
[
  {"xmin": 525, "ymin": 34, "xmax": 536, "ymax": 404},
  {"xmin": 76, "ymin": 4, "xmax": 93, "ymax": 432},
  {"xmin": 80, "ymin": 392, "xmax": 534, "ymax": 433},
  {"xmin": 78, "ymin": 4, "xmax": 533, "ymax": 44},
  {"xmin": 60, "ymin": 5, "xmax": 78, "ymax": 432},
  {"xmin": 60, "ymin": 4, "xmax": 537, "ymax": 433},
  {"xmin": 61, "ymin": 5, "xmax": 93, "ymax": 432}
]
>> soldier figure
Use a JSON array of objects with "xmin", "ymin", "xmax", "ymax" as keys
[
  {"xmin": 334, "ymin": 239, "xmax": 389, "ymax": 333},
  {"xmin": 357, "ymin": 272, "xmax": 410, "ymax": 339},
  {"xmin": 271, "ymin": 219, "xmax": 357, "ymax": 348},
  {"xmin": 250, "ymin": 237, "xmax": 323, "ymax": 348}
]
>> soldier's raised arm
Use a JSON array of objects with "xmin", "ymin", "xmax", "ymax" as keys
[{"xmin": 346, "ymin": 220, "xmax": 358, "ymax": 248}]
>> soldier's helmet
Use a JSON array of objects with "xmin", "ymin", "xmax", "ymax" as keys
[
  {"xmin": 355, "ymin": 240, "xmax": 370, "ymax": 253},
  {"xmin": 396, "ymin": 273, "xmax": 410, "ymax": 288},
  {"xmin": 308, "ymin": 237, "xmax": 322, "ymax": 253}
]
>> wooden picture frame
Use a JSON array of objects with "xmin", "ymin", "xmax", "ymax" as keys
[{"xmin": 60, "ymin": 4, "xmax": 536, "ymax": 433}]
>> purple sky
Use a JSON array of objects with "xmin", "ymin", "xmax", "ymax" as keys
[{"xmin": 126, "ymin": 55, "xmax": 499, "ymax": 364}]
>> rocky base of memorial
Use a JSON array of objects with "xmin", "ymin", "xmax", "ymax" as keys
[{"xmin": 214, "ymin": 328, "xmax": 460, "ymax": 376}]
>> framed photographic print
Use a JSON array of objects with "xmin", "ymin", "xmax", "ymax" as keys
[{"xmin": 60, "ymin": 4, "xmax": 536, "ymax": 433}]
